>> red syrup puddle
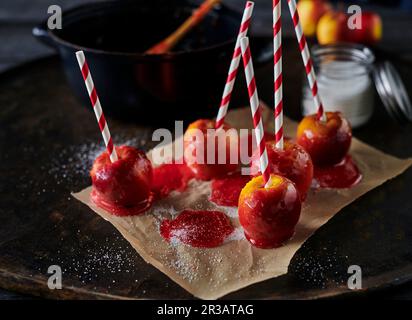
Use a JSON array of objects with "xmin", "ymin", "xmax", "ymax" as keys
[
  {"xmin": 151, "ymin": 162, "xmax": 195, "ymax": 199},
  {"xmin": 91, "ymin": 189, "xmax": 153, "ymax": 216},
  {"xmin": 160, "ymin": 210, "xmax": 234, "ymax": 248},
  {"xmin": 314, "ymin": 155, "xmax": 362, "ymax": 189},
  {"xmin": 210, "ymin": 172, "xmax": 251, "ymax": 207}
]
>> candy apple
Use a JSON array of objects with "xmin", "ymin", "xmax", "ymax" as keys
[
  {"xmin": 90, "ymin": 145, "xmax": 153, "ymax": 213},
  {"xmin": 238, "ymin": 174, "xmax": 302, "ymax": 249},
  {"xmin": 183, "ymin": 119, "xmax": 239, "ymax": 180},
  {"xmin": 250, "ymin": 140, "xmax": 314, "ymax": 200},
  {"xmin": 297, "ymin": 111, "xmax": 352, "ymax": 166}
]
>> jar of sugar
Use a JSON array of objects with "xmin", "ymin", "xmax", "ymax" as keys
[
  {"xmin": 302, "ymin": 43, "xmax": 412, "ymax": 127},
  {"xmin": 302, "ymin": 44, "xmax": 375, "ymax": 128}
]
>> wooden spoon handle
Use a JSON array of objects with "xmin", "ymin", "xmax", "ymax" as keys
[{"xmin": 146, "ymin": 0, "xmax": 221, "ymax": 54}]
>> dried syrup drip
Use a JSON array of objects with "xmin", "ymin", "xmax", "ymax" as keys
[
  {"xmin": 152, "ymin": 162, "xmax": 195, "ymax": 199},
  {"xmin": 314, "ymin": 155, "xmax": 362, "ymax": 189},
  {"xmin": 91, "ymin": 189, "xmax": 153, "ymax": 216},
  {"xmin": 210, "ymin": 172, "xmax": 251, "ymax": 207},
  {"xmin": 160, "ymin": 210, "xmax": 234, "ymax": 248}
]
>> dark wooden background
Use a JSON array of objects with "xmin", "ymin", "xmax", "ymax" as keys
[{"xmin": 1, "ymin": 0, "xmax": 412, "ymax": 299}]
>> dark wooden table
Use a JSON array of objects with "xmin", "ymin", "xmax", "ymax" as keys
[{"xmin": 1, "ymin": 0, "xmax": 412, "ymax": 300}]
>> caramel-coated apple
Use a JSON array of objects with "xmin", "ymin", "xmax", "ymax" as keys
[
  {"xmin": 183, "ymin": 119, "xmax": 239, "ymax": 180},
  {"xmin": 90, "ymin": 145, "xmax": 153, "ymax": 214},
  {"xmin": 238, "ymin": 174, "xmax": 302, "ymax": 249},
  {"xmin": 297, "ymin": 111, "xmax": 352, "ymax": 166},
  {"xmin": 250, "ymin": 140, "xmax": 314, "ymax": 200}
]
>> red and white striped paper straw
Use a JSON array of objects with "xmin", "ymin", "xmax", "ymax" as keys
[
  {"xmin": 287, "ymin": 0, "xmax": 326, "ymax": 122},
  {"xmin": 273, "ymin": 0, "xmax": 283, "ymax": 149},
  {"xmin": 75, "ymin": 51, "xmax": 118, "ymax": 162},
  {"xmin": 215, "ymin": 1, "xmax": 255, "ymax": 129},
  {"xmin": 240, "ymin": 37, "xmax": 271, "ymax": 187}
]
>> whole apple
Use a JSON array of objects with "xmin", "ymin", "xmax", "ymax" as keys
[
  {"xmin": 183, "ymin": 119, "xmax": 239, "ymax": 180},
  {"xmin": 297, "ymin": 0, "xmax": 332, "ymax": 37},
  {"xmin": 90, "ymin": 145, "xmax": 153, "ymax": 210},
  {"xmin": 238, "ymin": 174, "xmax": 302, "ymax": 249},
  {"xmin": 347, "ymin": 12, "xmax": 382, "ymax": 45},
  {"xmin": 317, "ymin": 10, "xmax": 382, "ymax": 45},
  {"xmin": 250, "ymin": 140, "xmax": 314, "ymax": 200},
  {"xmin": 316, "ymin": 11, "xmax": 347, "ymax": 45},
  {"xmin": 297, "ymin": 112, "xmax": 352, "ymax": 166}
]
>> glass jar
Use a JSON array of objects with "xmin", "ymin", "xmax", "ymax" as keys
[{"xmin": 302, "ymin": 44, "xmax": 375, "ymax": 128}]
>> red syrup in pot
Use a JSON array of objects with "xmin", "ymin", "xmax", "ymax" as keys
[
  {"xmin": 160, "ymin": 210, "xmax": 234, "ymax": 248},
  {"xmin": 151, "ymin": 162, "xmax": 195, "ymax": 199},
  {"xmin": 91, "ymin": 189, "xmax": 153, "ymax": 216},
  {"xmin": 210, "ymin": 172, "xmax": 251, "ymax": 207},
  {"xmin": 314, "ymin": 155, "xmax": 362, "ymax": 189}
]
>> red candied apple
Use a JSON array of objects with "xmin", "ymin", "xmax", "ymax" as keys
[
  {"xmin": 297, "ymin": 111, "xmax": 352, "ymax": 166},
  {"xmin": 238, "ymin": 174, "xmax": 302, "ymax": 249},
  {"xmin": 183, "ymin": 119, "xmax": 239, "ymax": 180},
  {"xmin": 250, "ymin": 140, "xmax": 313, "ymax": 200},
  {"xmin": 90, "ymin": 145, "xmax": 153, "ymax": 214}
]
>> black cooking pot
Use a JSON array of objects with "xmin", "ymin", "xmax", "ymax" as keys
[{"xmin": 33, "ymin": 0, "xmax": 272, "ymax": 123}]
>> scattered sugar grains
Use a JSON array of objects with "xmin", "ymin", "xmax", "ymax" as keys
[
  {"xmin": 224, "ymin": 227, "xmax": 245, "ymax": 242},
  {"xmin": 49, "ymin": 236, "xmax": 140, "ymax": 285},
  {"xmin": 290, "ymin": 246, "xmax": 348, "ymax": 288},
  {"xmin": 165, "ymin": 253, "xmax": 201, "ymax": 283},
  {"xmin": 217, "ymin": 206, "xmax": 238, "ymax": 218}
]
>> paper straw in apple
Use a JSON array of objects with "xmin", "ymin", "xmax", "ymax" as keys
[
  {"xmin": 215, "ymin": 1, "xmax": 255, "ymax": 129},
  {"xmin": 273, "ymin": 0, "xmax": 283, "ymax": 149},
  {"xmin": 240, "ymin": 37, "xmax": 271, "ymax": 188},
  {"xmin": 75, "ymin": 51, "xmax": 118, "ymax": 163},
  {"xmin": 287, "ymin": 0, "xmax": 326, "ymax": 122}
]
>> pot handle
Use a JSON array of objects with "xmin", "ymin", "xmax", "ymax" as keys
[{"xmin": 32, "ymin": 22, "xmax": 57, "ymax": 48}]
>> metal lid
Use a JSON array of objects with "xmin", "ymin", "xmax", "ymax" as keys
[{"xmin": 373, "ymin": 61, "xmax": 412, "ymax": 124}]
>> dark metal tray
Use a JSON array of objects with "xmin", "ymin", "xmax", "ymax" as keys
[{"xmin": 1, "ymin": 40, "xmax": 412, "ymax": 299}]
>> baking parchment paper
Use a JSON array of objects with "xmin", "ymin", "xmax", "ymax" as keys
[{"xmin": 73, "ymin": 105, "xmax": 412, "ymax": 299}]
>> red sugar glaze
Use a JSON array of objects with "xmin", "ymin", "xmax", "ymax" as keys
[
  {"xmin": 91, "ymin": 189, "xmax": 153, "ymax": 216},
  {"xmin": 151, "ymin": 162, "xmax": 195, "ymax": 199},
  {"xmin": 160, "ymin": 210, "xmax": 234, "ymax": 248},
  {"xmin": 210, "ymin": 172, "xmax": 251, "ymax": 207},
  {"xmin": 314, "ymin": 155, "xmax": 362, "ymax": 189},
  {"xmin": 250, "ymin": 140, "xmax": 314, "ymax": 201}
]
